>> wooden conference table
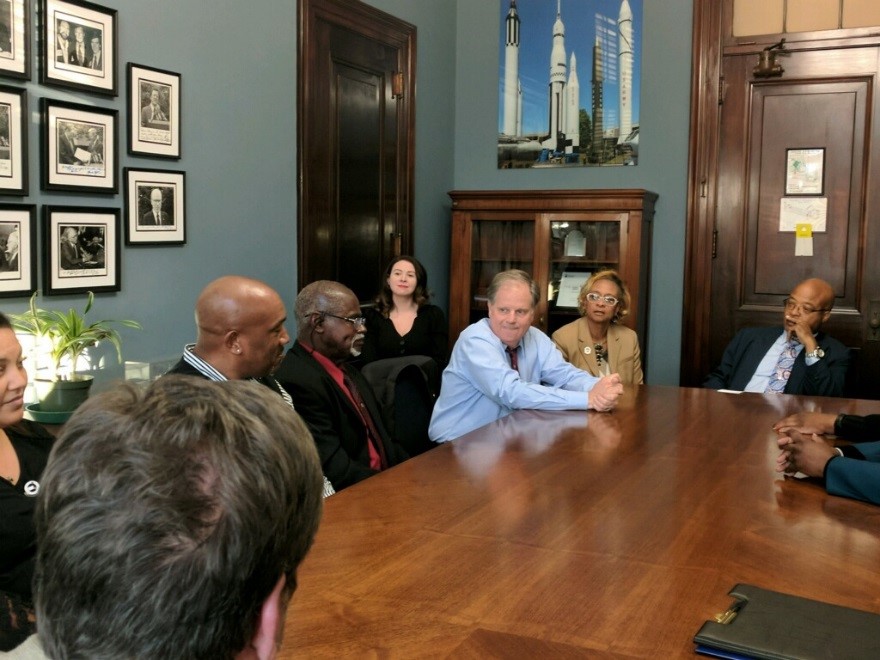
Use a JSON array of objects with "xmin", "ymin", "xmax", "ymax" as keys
[{"xmin": 280, "ymin": 385, "xmax": 880, "ymax": 658}]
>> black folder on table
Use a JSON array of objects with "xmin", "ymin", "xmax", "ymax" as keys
[{"xmin": 694, "ymin": 584, "xmax": 880, "ymax": 659}]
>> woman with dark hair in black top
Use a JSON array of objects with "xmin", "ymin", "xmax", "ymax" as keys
[{"xmin": 360, "ymin": 255, "xmax": 448, "ymax": 368}]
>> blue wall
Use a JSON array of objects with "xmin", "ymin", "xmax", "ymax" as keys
[{"xmin": 6, "ymin": 0, "xmax": 692, "ymax": 384}]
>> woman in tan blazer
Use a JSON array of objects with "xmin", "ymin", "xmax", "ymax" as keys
[{"xmin": 551, "ymin": 270, "xmax": 644, "ymax": 384}]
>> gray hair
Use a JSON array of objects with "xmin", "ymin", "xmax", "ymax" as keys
[
  {"xmin": 487, "ymin": 269, "xmax": 540, "ymax": 308},
  {"xmin": 35, "ymin": 376, "xmax": 324, "ymax": 658}
]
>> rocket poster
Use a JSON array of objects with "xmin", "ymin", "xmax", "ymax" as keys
[{"xmin": 498, "ymin": 0, "xmax": 643, "ymax": 169}]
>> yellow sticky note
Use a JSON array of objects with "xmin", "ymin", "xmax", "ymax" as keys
[{"xmin": 795, "ymin": 223, "xmax": 812, "ymax": 238}]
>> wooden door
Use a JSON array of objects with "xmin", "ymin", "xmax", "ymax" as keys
[
  {"xmin": 684, "ymin": 2, "xmax": 880, "ymax": 398},
  {"xmin": 298, "ymin": 0, "xmax": 415, "ymax": 302}
]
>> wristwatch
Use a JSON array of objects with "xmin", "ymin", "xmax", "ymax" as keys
[{"xmin": 805, "ymin": 347, "xmax": 825, "ymax": 359}]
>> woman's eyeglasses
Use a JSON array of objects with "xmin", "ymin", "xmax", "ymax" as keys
[{"xmin": 586, "ymin": 292, "xmax": 619, "ymax": 306}]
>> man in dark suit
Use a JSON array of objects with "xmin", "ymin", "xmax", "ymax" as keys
[
  {"xmin": 141, "ymin": 88, "xmax": 167, "ymax": 126},
  {"xmin": 775, "ymin": 411, "xmax": 880, "ymax": 505},
  {"xmin": 69, "ymin": 25, "xmax": 87, "ymax": 66},
  {"xmin": 704, "ymin": 278, "xmax": 849, "ymax": 396},
  {"xmin": 140, "ymin": 188, "xmax": 171, "ymax": 225},
  {"xmin": 275, "ymin": 280, "xmax": 409, "ymax": 491},
  {"xmin": 88, "ymin": 36, "xmax": 102, "ymax": 70}
]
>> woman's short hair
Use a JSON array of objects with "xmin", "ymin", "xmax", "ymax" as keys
[
  {"xmin": 374, "ymin": 255, "xmax": 430, "ymax": 316},
  {"xmin": 577, "ymin": 269, "xmax": 631, "ymax": 322}
]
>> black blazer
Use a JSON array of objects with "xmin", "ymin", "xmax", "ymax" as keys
[
  {"xmin": 703, "ymin": 326, "xmax": 850, "ymax": 396},
  {"xmin": 275, "ymin": 342, "xmax": 408, "ymax": 491}
]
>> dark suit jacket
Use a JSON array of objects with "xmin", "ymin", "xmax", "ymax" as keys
[
  {"xmin": 703, "ymin": 326, "xmax": 850, "ymax": 396},
  {"xmin": 275, "ymin": 342, "xmax": 408, "ymax": 491},
  {"xmin": 141, "ymin": 211, "xmax": 171, "ymax": 226}
]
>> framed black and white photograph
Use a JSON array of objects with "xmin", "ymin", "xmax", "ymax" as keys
[
  {"xmin": 41, "ymin": 98, "xmax": 117, "ymax": 193},
  {"xmin": 128, "ymin": 63, "xmax": 180, "ymax": 158},
  {"xmin": 0, "ymin": 0, "xmax": 30, "ymax": 79},
  {"xmin": 43, "ymin": 205, "xmax": 119, "ymax": 295},
  {"xmin": 0, "ymin": 203, "xmax": 35, "ymax": 297},
  {"xmin": 124, "ymin": 167, "xmax": 185, "ymax": 245},
  {"xmin": 0, "ymin": 84, "xmax": 27, "ymax": 194},
  {"xmin": 39, "ymin": 0, "xmax": 116, "ymax": 95}
]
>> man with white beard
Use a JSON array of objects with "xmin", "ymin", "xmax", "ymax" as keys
[{"xmin": 276, "ymin": 280, "xmax": 409, "ymax": 491}]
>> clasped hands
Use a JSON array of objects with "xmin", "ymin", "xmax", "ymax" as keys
[
  {"xmin": 773, "ymin": 412, "xmax": 838, "ymax": 478},
  {"xmin": 588, "ymin": 373, "xmax": 623, "ymax": 412}
]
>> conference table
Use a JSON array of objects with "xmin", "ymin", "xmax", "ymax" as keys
[{"xmin": 280, "ymin": 385, "xmax": 880, "ymax": 658}]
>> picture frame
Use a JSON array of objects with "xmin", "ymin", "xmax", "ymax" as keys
[
  {"xmin": 785, "ymin": 147, "xmax": 825, "ymax": 196},
  {"xmin": 43, "ymin": 205, "xmax": 119, "ymax": 295},
  {"xmin": 0, "ymin": 203, "xmax": 35, "ymax": 297},
  {"xmin": 127, "ymin": 63, "xmax": 180, "ymax": 158},
  {"xmin": 0, "ymin": 84, "xmax": 27, "ymax": 195},
  {"xmin": 124, "ymin": 167, "xmax": 185, "ymax": 245},
  {"xmin": 39, "ymin": 0, "xmax": 116, "ymax": 95},
  {"xmin": 41, "ymin": 97, "xmax": 117, "ymax": 193},
  {"xmin": 0, "ymin": 0, "xmax": 31, "ymax": 80}
]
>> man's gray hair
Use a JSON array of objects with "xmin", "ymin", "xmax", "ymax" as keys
[{"xmin": 487, "ymin": 269, "xmax": 540, "ymax": 308}]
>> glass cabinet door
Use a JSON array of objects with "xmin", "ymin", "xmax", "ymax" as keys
[
  {"xmin": 469, "ymin": 219, "xmax": 534, "ymax": 325},
  {"xmin": 546, "ymin": 217, "xmax": 624, "ymax": 334}
]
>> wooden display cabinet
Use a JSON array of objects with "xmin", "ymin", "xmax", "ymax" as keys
[{"xmin": 448, "ymin": 189, "xmax": 657, "ymax": 364}]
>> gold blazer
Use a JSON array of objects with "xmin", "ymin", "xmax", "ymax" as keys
[{"xmin": 551, "ymin": 318, "xmax": 644, "ymax": 384}]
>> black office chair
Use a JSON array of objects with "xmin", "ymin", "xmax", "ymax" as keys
[{"xmin": 360, "ymin": 356, "xmax": 440, "ymax": 456}]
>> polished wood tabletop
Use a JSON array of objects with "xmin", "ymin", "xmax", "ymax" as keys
[{"xmin": 280, "ymin": 386, "xmax": 880, "ymax": 658}]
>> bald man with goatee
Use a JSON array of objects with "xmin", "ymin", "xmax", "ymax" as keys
[{"xmin": 165, "ymin": 275, "xmax": 335, "ymax": 497}]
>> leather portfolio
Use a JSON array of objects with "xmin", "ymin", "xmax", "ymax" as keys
[{"xmin": 694, "ymin": 583, "xmax": 880, "ymax": 659}]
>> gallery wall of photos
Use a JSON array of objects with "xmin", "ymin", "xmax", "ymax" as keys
[{"xmin": 0, "ymin": 0, "xmax": 185, "ymax": 298}]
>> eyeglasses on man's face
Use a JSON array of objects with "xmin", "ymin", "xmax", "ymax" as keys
[
  {"xmin": 319, "ymin": 312, "xmax": 366, "ymax": 328},
  {"xmin": 585, "ymin": 292, "xmax": 619, "ymax": 306},
  {"xmin": 782, "ymin": 298, "xmax": 827, "ymax": 315}
]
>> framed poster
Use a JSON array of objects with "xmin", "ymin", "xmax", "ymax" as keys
[
  {"xmin": 124, "ymin": 167, "xmax": 185, "ymax": 245},
  {"xmin": 41, "ymin": 97, "xmax": 117, "ymax": 193},
  {"xmin": 0, "ymin": 0, "xmax": 30, "ymax": 79},
  {"xmin": 127, "ymin": 63, "xmax": 180, "ymax": 158},
  {"xmin": 42, "ymin": 205, "xmax": 119, "ymax": 294},
  {"xmin": 0, "ymin": 203, "xmax": 35, "ymax": 297},
  {"xmin": 0, "ymin": 84, "xmax": 27, "ymax": 194},
  {"xmin": 39, "ymin": 0, "xmax": 116, "ymax": 95}
]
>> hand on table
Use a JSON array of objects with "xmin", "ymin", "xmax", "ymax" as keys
[
  {"xmin": 773, "ymin": 412, "xmax": 836, "ymax": 437},
  {"xmin": 588, "ymin": 373, "xmax": 623, "ymax": 412},
  {"xmin": 776, "ymin": 429, "xmax": 837, "ymax": 478}
]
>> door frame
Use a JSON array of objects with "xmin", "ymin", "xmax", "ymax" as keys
[
  {"xmin": 297, "ymin": 0, "xmax": 416, "ymax": 292},
  {"xmin": 681, "ymin": 0, "xmax": 880, "ymax": 386}
]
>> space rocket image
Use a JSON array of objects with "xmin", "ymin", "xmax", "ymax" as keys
[{"xmin": 498, "ymin": 0, "xmax": 640, "ymax": 168}]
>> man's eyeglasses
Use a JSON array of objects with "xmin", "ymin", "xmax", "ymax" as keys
[
  {"xmin": 783, "ymin": 298, "xmax": 828, "ymax": 315},
  {"xmin": 585, "ymin": 292, "xmax": 619, "ymax": 306},
  {"xmin": 316, "ymin": 312, "xmax": 366, "ymax": 327}
]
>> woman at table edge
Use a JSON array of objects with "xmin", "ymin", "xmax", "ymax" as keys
[
  {"xmin": 0, "ymin": 313, "xmax": 55, "ymax": 650},
  {"xmin": 551, "ymin": 269, "xmax": 644, "ymax": 385}
]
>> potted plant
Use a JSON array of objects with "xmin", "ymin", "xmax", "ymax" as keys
[{"xmin": 10, "ymin": 291, "xmax": 141, "ymax": 413}]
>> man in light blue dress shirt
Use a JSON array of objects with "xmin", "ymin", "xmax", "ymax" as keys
[{"xmin": 429, "ymin": 270, "xmax": 624, "ymax": 443}]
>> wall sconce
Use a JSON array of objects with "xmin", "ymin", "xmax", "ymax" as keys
[{"xmin": 754, "ymin": 39, "xmax": 786, "ymax": 78}]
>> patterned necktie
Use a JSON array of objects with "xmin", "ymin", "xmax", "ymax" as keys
[
  {"xmin": 505, "ymin": 346, "xmax": 519, "ymax": 372},
  {"xmin": 765, "ymin": 340, "xmax": 798, "ymax": 393}
]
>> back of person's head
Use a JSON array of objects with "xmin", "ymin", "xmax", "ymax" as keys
[{"xmin": 34, "ymin": 376, "xmax": 324, "ymax": 659}]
